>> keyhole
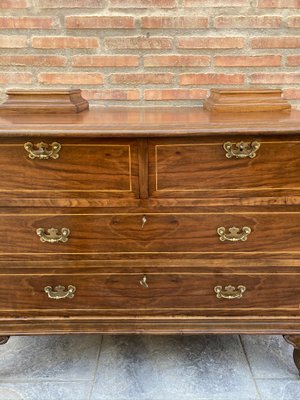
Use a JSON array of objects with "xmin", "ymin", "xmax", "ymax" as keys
[
  {"xmin": 139, "ymin": 275, "xmax": 149, "ymax": 288},
  {"xmin": 141, "ymin": 215, "xmax": 147, "ymax": 229}
]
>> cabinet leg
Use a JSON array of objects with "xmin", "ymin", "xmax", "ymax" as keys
[
  {"xmin": 0, "ymin": 336, "xmax": 9, "ymax": 345},
  {"xmin": 283, "ymin": 335, "xmax": 300, "ymax": 375}
]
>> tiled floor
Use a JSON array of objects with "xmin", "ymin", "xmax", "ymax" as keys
[{"xmin": 0, "ymin": 335, "xmax": 299, "ymax": 400}]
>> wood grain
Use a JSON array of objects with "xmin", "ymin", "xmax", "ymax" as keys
[
  {"xmin": 0, "ymin": 102, "xmax": 299, "ymax": 373},
  {"xmin": 0, "ymin": 212, "xmax": 298, "ymax": 255},
  {"xmin": 149, "ymin": 138, "xmax": 300, "ymax": 197},
  {"xmin": 0, "ymin": 271, "xmax": 300, "ymax": 314},
  {"xmin": 0, "ymin": 139, "xmax": 139, "ymax": 198}
]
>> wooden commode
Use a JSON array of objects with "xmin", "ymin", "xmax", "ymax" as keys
[{"xmin": 0, "ymin": 89, "xmax": 299, "ymax": 374}]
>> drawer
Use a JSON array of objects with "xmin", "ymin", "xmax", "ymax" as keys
[
  {"xmin": 0, "ymin": 271, "xmax": 300, "ymax": 315},
  {"xmin": 0, "ymin": 212, "xmax": 299, "ymax": 255},
  {"xmin": 0, "ymin": 138, "xmax": 139, "ymax": 198},
  {"xmin": 149, "ymin": 138, "xmax": 300, "ymax": 198}
]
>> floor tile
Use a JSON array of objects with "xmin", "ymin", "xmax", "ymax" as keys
[
  {"xmin": 90, "ymin": 335, "xmax": 259, "ymax": 400},
  {"xmin": 0, "ymin": 382, "xmax": 91, "ymax": 400},
  {"xmin": 0, "ymin": 387, "xmax": 23, "ymax": 400},
  {"xmin": 256, "ymin": 379, "xmax": 300, "ymax": 400},
  {"xmin": 240, "ymin": 335, "xmax": 298, "ymax": 379},
  {"xmin": 0, "ymin": 335, "xmax": 101, "ymax": 381}
]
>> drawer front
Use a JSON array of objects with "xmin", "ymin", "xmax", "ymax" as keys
[
  {"xmin": 0, "ymin": 272, "xmax": 300, "ymax": 314},
  {"xmin": 0, "ymin": 212, "xmax": 299, "ymax": 255},
  {"xmin": 0, "ymin": 139, "xmax": 139, "ymax": 197},
  {"xmin": 149, "ymin": 138, "xmax": 300, "ymax": 197}
]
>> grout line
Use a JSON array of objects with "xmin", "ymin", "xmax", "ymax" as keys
[
  {"xmin": 238, "ymin": 335, "xmax": 262, "ymax": 400},
  {"xmin": 0, "ymin": 379, "xmax": 94, "ymax": 383},
  {"xmin": 87, "ymin": 335, "xmax": 104, "ymax": 400},
  {"xmin": 255, "ymin": 377, "xmax": 300, "ymax": 381}
]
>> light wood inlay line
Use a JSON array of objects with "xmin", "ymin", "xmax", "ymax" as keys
[
  {"xmin": 2, "ymin": 315, "xmax": 300, "ymax": 321},
  {"xmin": 0, "ymin": 272, "xmax": 300, "ymax": 276},
  {"xmin": 155, "ymin": 141, "xmax": 300, "ymax": 148},
  {"xmin": 1, "ymin": 251, "xmax": 300, "ymax": 255},
  {"xmin": 0, "ymin": 308, "xmax": 299, "ymax": 312},
  {"xmin": 1, "ymin": 211, "xmax": 300, "ymax": 215}
]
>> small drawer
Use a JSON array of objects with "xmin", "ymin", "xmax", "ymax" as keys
[
  {"xmin": 149, "ymin": 138, "xmax": 300, "ymax": 198},
  {"xmin": 0, "ymin": 138, "xmax": 139, "ymax": 198},
  {"xmin": 0, "ymin": 271, "xmax": 299, "ymax": 316}
]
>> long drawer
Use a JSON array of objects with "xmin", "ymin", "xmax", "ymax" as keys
[
  {"xmin": 0, "ymin": 212, "xmax": 299, "ymax": 255},
  {"xmin": 149, "ymin": 137, "xmax": 300, "ymax": 198},
  {"xmin": 0, "ymin": 271, "xmax": 300, "ymax": 315},
  {"xmin": 0, "ymin": 138, "xmax": 139, "ymax": 198}
]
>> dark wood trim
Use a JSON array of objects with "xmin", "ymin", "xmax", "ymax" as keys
[
  {"xmin": 0, "ymin": 336, "xmax": 9, "ymax": 345},
  {"xmin": 283, "ymin": 335, "xmax": 300, "ymax": 375}
]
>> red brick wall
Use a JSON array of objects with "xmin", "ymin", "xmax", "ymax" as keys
[{"xmin": 1, "ymin": 0, "xmax": 300, "ymax": 107}]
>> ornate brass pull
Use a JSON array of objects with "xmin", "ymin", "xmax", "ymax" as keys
[
  {"xmin": 44, "ymin": 285, "xmax": 76, "ymax": 300},
  {"xmin": 139, "ymin": 275, "xmax": 149, "ymax": 288},
  {"xmin": 223, "ymin": 141, "xmax": 260, "ymax": 159},
  {"xmin": 214, "ymin": 285, "xmax": 246, "ymax": 299},
  {"xmin": 24, "ymin": 141, "xmax": 61, "ymax": 160},
  {"xmin": 36, "ymin": 227, "xmax": 70, "ymax": 243},
  {"xmin": 217, "ymin": 226, "xmax": 251, "ymax": 242}
]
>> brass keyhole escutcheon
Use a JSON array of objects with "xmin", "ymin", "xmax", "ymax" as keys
[{"xmin": 139, "ymin": 275, "xmax": 149, "ymax": 288}]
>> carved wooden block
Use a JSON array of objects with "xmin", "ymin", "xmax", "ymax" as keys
[
  {"xmin": 203, "ymin": 88, "xmax": 291, "ymax": 113},
  {"xmin": 0, "ymin": 89, "xmax": 89, "ymax": 114}
]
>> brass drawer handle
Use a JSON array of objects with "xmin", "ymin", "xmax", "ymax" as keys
[
  {"xmin": 139, "ymin": 275, "xmax": 149, "ymax": 288},
  {"xmin": 214, "ymin": 285, "xmax": 246, "ymax": 299},
  {"xmin": 36, "ymin": 227, "xmax": 70, "ymax": 243},
  {"xmin": 24, "ymin": 141, "xmax": 61, "ymax": 159},
  {"xmin": 44, "ymin": 285, "xmax": 76, "ymax": 300},
  {"xmin": 223, "ymin": 141, "xmax": 260, "ymax": 159},
  {"xmin": 217, "ymin": 226, "xmax": 251, "ymax": 242}
]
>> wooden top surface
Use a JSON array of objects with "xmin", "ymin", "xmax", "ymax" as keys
[{"xmin": 0, "ymin": 106, "xmax": 300, "ymax": 137}]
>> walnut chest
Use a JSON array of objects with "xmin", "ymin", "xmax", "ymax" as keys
[{"xmin": 0, "ymin": 105, "xmax": 300, "ymax": 373}]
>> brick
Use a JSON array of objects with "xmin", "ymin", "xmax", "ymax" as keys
[
  {"xmin": 252, "ymin": 37, "xmax": 300, "ymax": 48},
  {"xmin": 184, "ymin": 0, "xmax": 247, "ymax": 6},
  {"xmin": 32, "ymin": 36, "xmax": 99, "ymax": 49},
  {"xmin": 251, "ymin": 73, "xmax": 300, "ymax": 84},
  {"xmin": 145, "ymin": 89, "xmax": 209, "ymax": 100},
  {"xmin": 0, "ymin": 17, "xmax": 54, "ymax": 29},
  {"xmin": 180, "ymin": 73, "xmax": 244, "ymax": 85},
  {"xmin": 109, "ymin": 0, "xmax": 176, "ymax": 8},
  {"xmin": 72, "ymin": 55, "xmax": 139, "ymax": 67},
  {"xmin": 144, "ymin": 55, "xmax": 210, "ymax": 67},
  {"xmin": 283, "ymin": 89, "xmax": 300, "ymax": 99},
  {"xmin": 0, "ymin": 35, "xmax": 27, "ymax": 48},
  {"xmin": 0, "ymin": 0, "xmax": 28, "ymax": 8},
  {"xmin": 287, "ymin": 17, "xmax": 300, "ymax": 28},
  {"xmin": 82, "ymin": 89, "xmax": 140, "ymax": 100},
  {"xmin": 287, "ymin": 56, "xmax": 300, "ymax": 66},
  {"xmin": 105, "ymin": 36, "xmax": 172, "ymax": 50},
  {"xmin": 65, "ymin": 16, "xmax": 134, "ymax": 29},
  {"xmin": 258, "ymin": 0, "xmax": 300, "ymax": 7},
  {"xmin": 178, "ymin": 37, "xmax": 244, "ymax": 49},
  {"xmin": 215, "ymin": 55, "xmax": 281, "ymax": 67},
  {"xmin": 0, "ymin": 55, "xmax": 66, "ymax": 67},
  {"xmin": 39, "ymin": 73, "xmax": 103, "ymax": 85},
  {"xmin": 141, "ymin": 17, "xmax": 208, "ymax": 29},
  {"xmin": 0, "ymin": 73, "xmax": 32, "ymax": 84},
  {"xmin": 38, "ymin": 0, "xmax": 104, "ymax": 7},
  {"xmin": 214, "ymin": 16, "xmax": 281, "ymax": 29},
  {"xmin": 111, "ymin": 73, "xmax": 173, "ymax": 84}
]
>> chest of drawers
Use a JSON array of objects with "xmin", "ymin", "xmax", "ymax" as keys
[{"xmin": 0, "ymin": 105, "xmax": 300, "ymax": 374}]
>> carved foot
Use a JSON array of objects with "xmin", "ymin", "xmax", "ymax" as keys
[
  {"xmin": 284, "ymin": 335, "xmax": 300, "ymax": 375},
  {"xmin": 0, "ymin": 336, "xmax": 9, "ymax": 345}
]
